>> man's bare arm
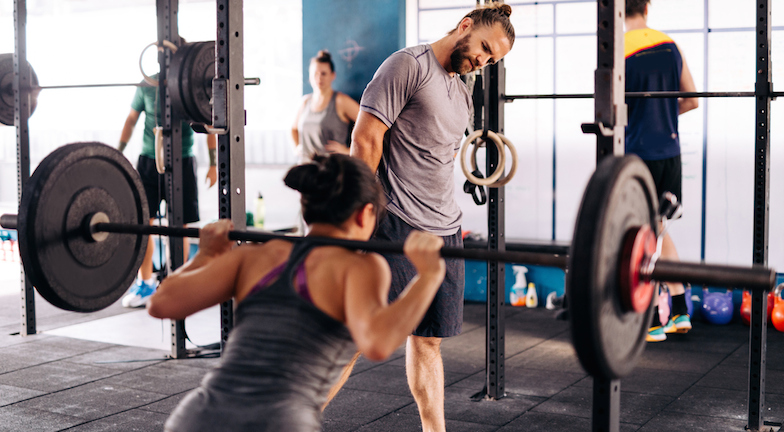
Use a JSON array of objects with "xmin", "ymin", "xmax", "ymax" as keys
[
  {"xmin": 350, "ymin": 110, "xmax": 389, "ymax": 173},
  {"xmin": 678, "ymin": 56, "xmax": 699, "ymax": 115}
]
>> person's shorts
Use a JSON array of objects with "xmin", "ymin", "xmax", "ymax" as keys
[
  {"xmin": 643, "ymin": 155, "xmax": 682, "ymax": 205},
  {"xmin": 137, "ymin": 155, "xmax": 200, "ymax": 224},
  {"xmin": 374, "ymin": 212, "xmax": 464, "ymax": 338}
]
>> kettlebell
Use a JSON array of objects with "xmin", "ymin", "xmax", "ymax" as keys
[
  {"xmin": 740, "ymin": 289, "xmax": 777, "ymax": 326},
  {"xmin": 701, "ymin": 288, "xmax": 733, "ymax": 325},
  {"xmin": 772, "ymin": 284, "xmax": 784, "ymax": 332}
]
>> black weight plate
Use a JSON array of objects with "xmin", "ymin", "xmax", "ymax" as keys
[
  {"xmin": 18, "ymin": 142, "xmax": 149, "ymax": 312},
  {"xmin": 169, "ymin": 41, "xmax": 214, "ymax": 124},
  {"xmin": 0, "ymin": 53, "xmax": 39, "ymax": 126},
  {"xmin": 567, "ymin": 155, "xmax": 659, "ymax": 380}
]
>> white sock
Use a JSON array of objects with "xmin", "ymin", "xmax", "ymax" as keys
[{"xmin": 145, "ymin": 277, "xmax": 157, "ymax": 286}]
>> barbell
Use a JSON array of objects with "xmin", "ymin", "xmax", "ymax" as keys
[
  {"xmin": 0, "ymin": 44, "xmax": 261, "ymax": 126},
  {"xmin": 0, "ymin": 142, "xmax": 776, "ymax": 381}
]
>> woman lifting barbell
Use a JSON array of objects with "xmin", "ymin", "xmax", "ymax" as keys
[{"xmin": 147, "ymin": 153, "xmax": 446, "ymax": 432}]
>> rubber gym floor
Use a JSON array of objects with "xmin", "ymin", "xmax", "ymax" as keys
[{"xmin": 1, "ymin": 273, "xmax": 783, "ymax": 431}]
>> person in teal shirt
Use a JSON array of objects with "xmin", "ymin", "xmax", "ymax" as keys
[{"xmin": 118, "ymin": 76, "xmax": 217, "ymax": 307}]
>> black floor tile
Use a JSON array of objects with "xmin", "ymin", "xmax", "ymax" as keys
[
  {"xmin": 0, "ymin": 360, "xmax": 119, "ymax": 393},
  {"xmin": 496, "ymin": 411, "xmax": 639, "ymax": 432},
  {"xmin": 13, "ymin": 381, "xmax": 167, "ymax": 421},
  {"xmin": 696, "ymin": 364, "xmax": 784, "ymax": 394},
  {"xmin": 574, "ymin": 368, "xmax": 704, "ymax": 397},
  {"xmin": 98, "ymin": 362, "xmax": 207, "ymax": 396},
  {"xmin": 504, "ymin": 337, "xmax": 583, "ymax": 372},
  {"xmin": 451, "ymin": 368, "xmax": 585, "ymax": 398},
  {"xmin": 635, "ymin": 345, "xmax": 728, "ymax": 374},
  {"xmin": 665, "ymin": 385, "xmax": 784, "ymax": 422},
  {"xmin": 355, "ymin": 411, "xmax": 500, "ymax": 432},
  {"xmin": 322, "ymin": 388, "xmax": 414, "ymax": 432},
  {"xmin": 637, "ymin": 410, "xmax": 750, "ymax": 432},
  {"xmin": 138, "ymin": 392, "xmax": 189, "ymax": 415},
  {"xmin": 0, "ymin": 406, "xmax": 84, "ymax": 432},
  {"xmin": 64, "ymin": 346, "xmax": 168, "ymax": 371},
  {"xmin": 0, "ymin": 384, "xmax": 44, "ymax": 407},
  {"xmin": 0, "ymin": 336, "xmax": 111, "ymax": 374},
  {"xmin": 59, "ymin": 408, "xmax": 170, "ymax": 432},
  {"xmin": 532, "ymin": 385, "xmax": 675, "ymax": 425},
  {"xmin": 396, "ymin": 386, "xmax": 545, "ymax": 426}
]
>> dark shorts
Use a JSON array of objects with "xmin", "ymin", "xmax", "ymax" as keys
[
  {"xmin": 643, "ymin": 155, "xmax": 682, "ymax": 205},
  {"xmin": 137, "ymin": 155, "xmax": 200, "ymax": 224},
  {"xmin": 374, "ymin": 212, "xmax": 464, "ymax": 338}
]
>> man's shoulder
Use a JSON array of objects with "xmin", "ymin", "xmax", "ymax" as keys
[{"xmin": 625, "ymin": 28, "xmax": 676, "ymax": 58}]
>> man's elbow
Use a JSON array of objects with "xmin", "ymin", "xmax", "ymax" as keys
[{"xmin": 680, "ymin": 98, "xmax": 699, "ymax": 114}]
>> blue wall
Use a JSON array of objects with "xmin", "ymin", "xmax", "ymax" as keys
[{"xmin": 302, "ymin": 0, "xmax": 405, "ymax": 103}]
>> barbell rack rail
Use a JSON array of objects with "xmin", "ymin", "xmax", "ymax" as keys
[{"xmin": 505, "ymin": 91, "xmax": 784, "ymax": 101}]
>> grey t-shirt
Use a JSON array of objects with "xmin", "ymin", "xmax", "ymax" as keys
[{"xmin": 360, "ymin": 44, "xmax": 471, "ymax": 236}]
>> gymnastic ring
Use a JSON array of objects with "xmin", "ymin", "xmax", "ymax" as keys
[
  {"xmin": 139, "ymin": 40, "xmax": 179, "ymax": 87},
  {"xmin": 473, "ymin": 132, "xmax": 517, "ymax": 188},
  {"xmin": 154, "ymin": 126, "xmax": 165, "ymax": 174},
  {"xmin": 460, "ymin": 130, "xmax": 506, "ymax": 186}
]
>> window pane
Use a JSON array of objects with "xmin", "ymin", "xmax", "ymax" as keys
[
  {"xmin": 554, "ymin": 99, "xmax": 595, "ymax": 241},
  {"xmin": 418, "ymin": 8, "xmax": 472, "ymax": 43},
  {"xmin": 555, "ymin": 35, "xmax": 595, "ymax": 94},
  {"xmin": 646, "ymin": 0, "xmax": 704, "ymax": 30},
  {"xmin": 704, "ymin": 100, "xmax": 755, "ymax": 265},
  {"xmin": 707, "ymin": 32, "xmax": 755, "ymax": 91},
  {"xmin": 511, "ymin": 4, "xmax": 554, "ymax": 36},
  {"xmin": 556, "ymin": 2, "xmax": 596, "ymax": 35},
  {"xmin": 505, "ymin": 37, "xmax": 554, "ymax": 95},
  {"xmin": 708, "ymin": 0, "xmax": 755, "ymax": 29}
]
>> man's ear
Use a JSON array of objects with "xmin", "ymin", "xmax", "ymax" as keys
[{"xmin": 458, "ymin": 17, "xmax": 473, "ymax": 35}]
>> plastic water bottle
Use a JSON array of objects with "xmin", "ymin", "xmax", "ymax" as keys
[
  {"xmin": 510, "ymin": 266, "xmax": 528, "ymax": 307},
  {"xmin": 254, "ymin": 193, "xmax": 265, "ymax": 229}
]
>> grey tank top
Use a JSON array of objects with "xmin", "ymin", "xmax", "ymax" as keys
[
  {"xmin": 164, "ymin": 241, "xmax": 357, "ymax": 432},
  {"xmin": 297, "ymin": 92, "xmax": 350, "ymax": 162}
]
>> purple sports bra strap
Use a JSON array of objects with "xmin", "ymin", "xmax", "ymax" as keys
[
  {"xmin": 247, "ymin": 261, "xmax": 287, "ymax": 297},
  {"xmin": 295, "ymin": 262, "xmax": 313, "ymax": 304}
]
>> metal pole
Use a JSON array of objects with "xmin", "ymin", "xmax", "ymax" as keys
[
  {"xmin": 748, "ymin": 0, "xmax": 772, "ymax": 429},
  {"xmin": 157, "ymin": 0, "xmax": 187, "ymax": 359},
  {"xmin": 215, "ymin": 0, "xmax": 247, "ymax": 351},
  {"xmin": 14, "ymin": 0, "xmax": 36, "ymax": 336},
  {"xmin": 593, "ymin": 378, "xmax": 621, "ymax": 432}
]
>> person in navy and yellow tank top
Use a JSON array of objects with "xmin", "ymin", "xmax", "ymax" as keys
[{"xmin": 625, "ymin": 0, "xmax": 699, "ymax": 342}]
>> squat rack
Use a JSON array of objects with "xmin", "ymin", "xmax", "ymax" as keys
[
  {"xmin": 473, "ymin": 0, "xmax": 778, "ymax": 430},
  {"xmin": 11, "ymin": 0, "xmax": 247, "ymax": 359}
]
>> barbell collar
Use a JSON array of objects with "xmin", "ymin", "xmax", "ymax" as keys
[
  {"xmin": 0, "ymin": 214, "xmax": 17, "ymax": 230},
  {"xmin": 651, "ymin": 259, "xmax": 776, "ymax": 291}
]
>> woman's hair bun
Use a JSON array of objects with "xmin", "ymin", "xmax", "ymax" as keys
[{"xmin": 316, "ymin": 50, "xmax": 332, "ymax": 60}]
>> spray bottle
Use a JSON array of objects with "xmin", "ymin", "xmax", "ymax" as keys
[{"xmin": 510, "ymin": 266, "xmax": 528, "ymax": 307}]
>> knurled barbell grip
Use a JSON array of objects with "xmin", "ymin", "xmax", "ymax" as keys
[{"xmin": 651, "ymin": 259, "xmax": 776, "ymax": 292}]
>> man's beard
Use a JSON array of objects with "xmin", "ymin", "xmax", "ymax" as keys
[{"xmin": 450, "ymin": 37, "xmax": 473, "ymax": 75}]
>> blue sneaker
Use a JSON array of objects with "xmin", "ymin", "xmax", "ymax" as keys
[
  {"xmin": 663, "ymin": 319, "xmax": 676, "ymax": 334},
  {"xmin": 646, "ymin": 326, "xmax": 666, "ymax": 342},
  {"xmin": 121, "ymin": 279, "xmax": 157, "ymax": 308},
  {"xmin": 672, "ymin": 314, "xmax": 692, "ymax": 333}
]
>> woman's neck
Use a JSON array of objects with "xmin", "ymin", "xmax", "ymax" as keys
[{"xmin": 313, "ymin": 87, "xmax": 334, "ymax": 99}]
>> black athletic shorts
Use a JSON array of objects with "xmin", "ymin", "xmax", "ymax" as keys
[
  {"xmin": 137, "ymin": 155, "xmax": 200, "ymax": 224},
  {"xmin": 374, "ymin": 212, "xmax": 464, "ymax": 338},
  {"xmin": 643, "ymin": 155, "xmax": 682, "ymax": 205}
]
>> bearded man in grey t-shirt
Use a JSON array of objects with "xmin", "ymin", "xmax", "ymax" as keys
[{"xmin": 349, "ymin": 3, "xmax": 515, "ymax": 431}]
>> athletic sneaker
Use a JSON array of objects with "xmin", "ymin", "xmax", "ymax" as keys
[
  {"xmin": 121, "ymin": 279, "xmax": 157, "ymax": 308},
  {"xmin": 671, "ymin": 314, "xmax": 692, "ymax": 333},
  {"xmin": 663, "ymin": 319, "xmax": 676, "ymax": 334},
  {"xmin": 646, "ymin": 326, "xmax": 666, "ymax": 342}
]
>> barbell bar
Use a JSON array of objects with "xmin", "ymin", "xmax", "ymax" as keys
[
  {"xmin": 0, "ymin": 142, "xmax": 778, "ymax": 381},
  {"xmin": 505, "ymin": 90, "xmax": 784, "ymax": 100},
  {"xmin": 32, "ymin": 78, "xmax": 261, "ymax": 91}
]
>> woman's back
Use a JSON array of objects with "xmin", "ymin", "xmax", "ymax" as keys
[{"xmin": 164, "ymin": 241, "xmax": 357, "ymax": 432}]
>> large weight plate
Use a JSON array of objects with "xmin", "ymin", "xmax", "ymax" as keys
[
  {"xmin": 567, "ymin": 155, "xmax": 659, "ymax": 380},
  {"xmin": 18, "ymin": 142, "xmax": 149, "ymax": 312},
  {"xmin": 0, "ymin": 53, "xmax": 39, "ymax": 126},
  {"xmin": 168, "ymin": 41, "xmax": 214, "ymax": 124}
]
